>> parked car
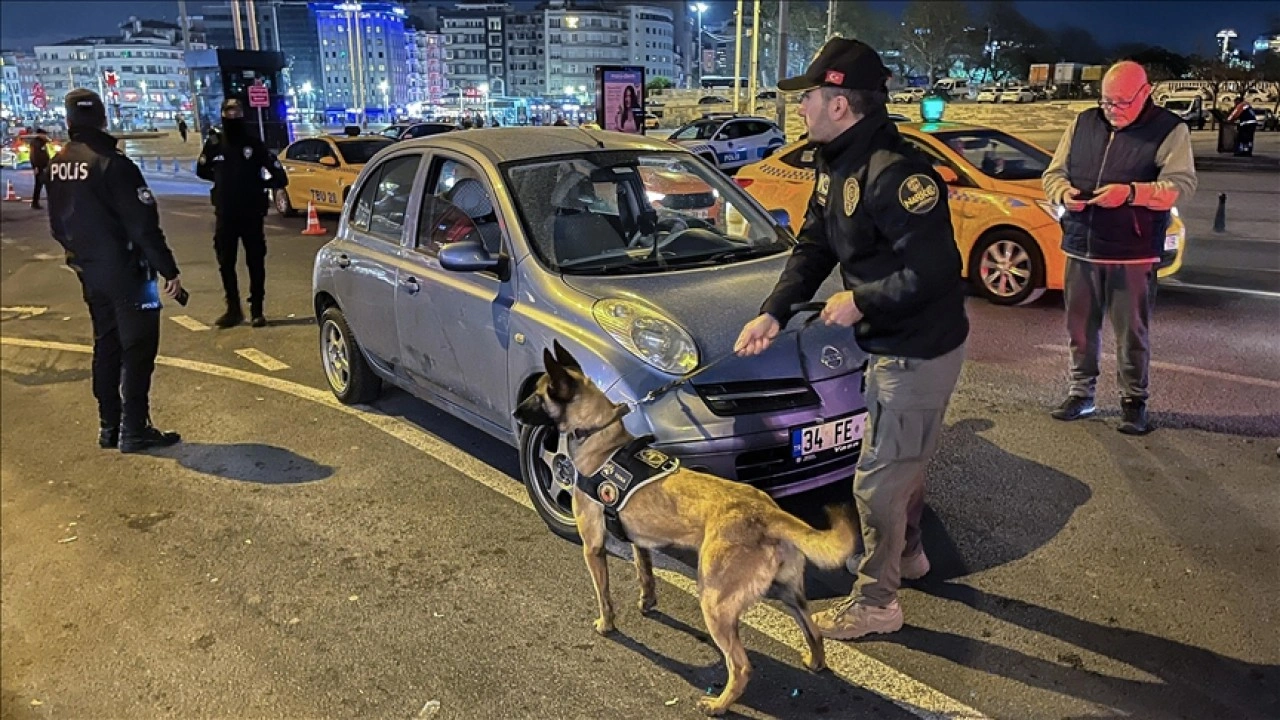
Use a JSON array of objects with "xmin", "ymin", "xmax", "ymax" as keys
[
  {"xmin": 379, "ymin": 121, "xmax": 458, "ymax": 141},
  {"xmin": 1161, "ymin": 97, "xmax": 1208, "ymax": 130},
  {"xmin": 643, "ymin": 111, "xmax": 660, "ymax": 130},
  {"xmin": 975, "ymin": 86, "xmax": 1001, "ymax": 103},
  {"xmin": 1, "ymin": 135, "xmax": 62, "ymax": 169},
  {"xmin": 312, "ymin": 128, "xmax": 868, "ymax": 538},
  {"xmin": 999, "ymin": 86, "xmax": 1035, "ymax": 103},
  {"xmin": 734, "ymin": 121, "xmax": 1187, "ymax": 306},
  {"xmin": 890, "ymin": 87, "xmax": 926, "ymax": 103},
  {"xmin": 698, "ymin": 95, "xmax": 732, "ymax": 105},
  {"xmin": 667, "ymin": 114, "xmax": 786, "ymax": 172},
  {"xmin": 275, "ymin": 133, "xmax": 394, "ymax": 215}
]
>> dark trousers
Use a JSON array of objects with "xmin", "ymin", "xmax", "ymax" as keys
[
  {"xmin": 83, "ymin": 282, "xmax": 161, "ymax": 430},
  {"xmin": 1235, "ymin": 123, "xmax": 1256, "ymax": 156},
  {"xmin": 214, "ymin": 213, "xmax": 267, "ymax": 313},
  {"xmin": 31, "ymin": 167, "xmax": 47, "ymax": 206},
  {"xmin": 1064, "ymin": 258, "xmax": 1156, "ymax": 402}
]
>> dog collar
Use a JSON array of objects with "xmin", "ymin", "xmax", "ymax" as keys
[{"xmin": 571, "ymin": 403, "xmax": 632, "ymax": 442}]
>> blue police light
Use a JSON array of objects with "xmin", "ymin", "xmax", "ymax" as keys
[{"xmin": 920, "ymin": 93, "xmax": 947, "ymax": 123}]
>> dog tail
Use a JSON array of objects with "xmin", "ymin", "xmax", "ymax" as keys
[{"xmin": 772, "ymin": 505, "xmax": 857, "ymax": 570}]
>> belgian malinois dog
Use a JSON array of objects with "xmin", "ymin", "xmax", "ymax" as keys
[{"xmin": 514, "ymin": 342, "xmax": 856, "ymax": 716}]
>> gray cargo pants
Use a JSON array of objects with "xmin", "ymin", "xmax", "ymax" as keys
[
  {"xmin": 1064, "ymin": 258, "xmax": 1156, "ymax": 401},
  {"xmin": 852, "ymin": 343, "xmax": 965, "ymax": 608}
]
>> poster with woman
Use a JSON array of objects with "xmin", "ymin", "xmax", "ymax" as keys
[{"xmin": 596, "ymin": 66, "xmax": 645, "ymax": 134}]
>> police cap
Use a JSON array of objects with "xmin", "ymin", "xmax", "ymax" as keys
[
  {"xmin": 777, "ymin": 37, "xmax": 890, "ymax": 93},
  {"xmin": 65, "ymin": 88, "xmax": 108, "ymax": 130}
]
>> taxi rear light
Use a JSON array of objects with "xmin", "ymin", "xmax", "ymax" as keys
[{"xmin": 734, "ymin": 177, "xmax": 754, "ymax": 189}]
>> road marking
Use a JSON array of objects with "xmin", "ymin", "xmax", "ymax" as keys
[
  {"xmin": 169, "ymin": 210, "xmax": 203, "ymax": 219},
  {"xmin": 31, "ymin": 252, "xmax": 62, "ymax": 261},
  {"xmin": 0, "ymin": 335, "xmax": 987, "ymax": 719},
  {"xmin": 1158, "ymin": 280, "xmax": 1280, "ymax": 300},
  {"xmin": 0, "ymin": 306, "xmax": 48, "ymax": 320},
  {"xmin": 234, "ymin": 348, "xmax": 290, "ymax": 371},
  {"xmin": 1035, "ymin": 344, "xmax": 1280, "ymax": 390},
  {"xmin": 169, "ymin": 315, "xmax": 210, "ymax": 332}
]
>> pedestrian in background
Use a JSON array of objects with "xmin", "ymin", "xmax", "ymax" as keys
[
  {"xmin": 46, "ymin": 89, "xmax": 184, "ymax": 453},
  {"xmin": 1042, "ymin": 61, "xmax": 1197, "ymax": 435},
  {"xmin": 196, "ymin": 98, "xmax": 288, "ymax": 329},
  {"xmin": 177, "ymin": 115, "xmax": 189, "ymax": 143},
  {"xmin": 28, "ymin": 128, "xmax": 51, "ymax": 210},
  {"xmin": 1227, "ymin": 98, "xmax": 1257, "ymax": 157}
]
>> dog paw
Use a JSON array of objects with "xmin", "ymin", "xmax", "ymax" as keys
[
  {"xmin": 593, "ymin": 618, "xmax": 616, "ymax": 635},
  {"xmin": 802, "ymin": 650, "xmax": 827, "ymax": 673},
  {"xmin": 696, "ymin": 697, "xmax": 728, "ymax": 716},
  {"xmin": 638, "ymin": 596, "xmax": 657, "ymax": 614}
]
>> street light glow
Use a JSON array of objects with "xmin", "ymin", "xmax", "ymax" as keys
[{"xmin": 694, "ymin": 3, "xmax": 708, "ymax": 12}]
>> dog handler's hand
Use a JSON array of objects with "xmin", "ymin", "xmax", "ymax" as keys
[
  {"xmin": 734, "ymin": 313, "xmax": 780, "ymax": 357},
  {"xmin": 820, "ymin": 291, "xmax": 863, "ymax": 327}
]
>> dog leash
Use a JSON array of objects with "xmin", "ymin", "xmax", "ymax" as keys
[{"xmin": 635, "ymin": 302, "xmax": 828, "ymax": 406}]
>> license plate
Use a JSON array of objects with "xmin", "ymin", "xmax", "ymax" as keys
[
  {"xmin": 791, "ymin": 412, "xmax": 866, "ymax": 463},
  {"xmin": 688, "ymin": 208, "xmax": 711, "ymax": 219},
  {"xmin": 1164, "ymin": 234, "xmax": 1179, "ymax": 251}
]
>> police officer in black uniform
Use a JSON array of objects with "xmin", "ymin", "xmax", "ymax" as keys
[
  {"xmin": 47, "ymin": 89, "xmax": 184, "ymax": 453},
  {"xmin": 735, "ymin": 39, "xmax": 968, "ymax": 641},
  {"xmin": 196, "ymin": 98, "xmax": 288, "ymax": 328}
]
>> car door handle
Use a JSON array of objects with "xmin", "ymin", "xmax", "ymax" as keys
[
  {"xmin": 335, "ymin": 254, "xmax": 350, "ymax": 269},
  {"xmin": 400, "ymin": 277, "xmax": 420, "ymax": 294}
]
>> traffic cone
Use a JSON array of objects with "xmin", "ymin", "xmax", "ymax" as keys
[
  {"xmin": 301, "ymin": 200, "xmax": 327, "ymax": 236},
  {"xmin": 3, "ymin": 179, "xmax": 21, "ymax": 202}
]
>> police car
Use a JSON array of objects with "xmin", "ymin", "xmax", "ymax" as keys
[{"xmin": 667, "ymin": 114, "xmax": 785, "ymax": 172}]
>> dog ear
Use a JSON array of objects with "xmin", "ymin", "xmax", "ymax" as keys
[
  {"xmin": 553, "ymin": 340, "xmax": 582, "ymax": 371},
  {"xmin": 542, "ymin": 347, "xmax": 558, "ymax": 374},
  {"xmin": 544, "ymin": 348, "xmax": 577, "ymax": 402}
]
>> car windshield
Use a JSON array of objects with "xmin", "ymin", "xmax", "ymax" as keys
[
  {"xmin": 933, "ymin": 129, "xmax": 1051, "ymax": 181},
  {"xmin": 337, "ymin": 139, "xmax": 393, "ymax": 164},
  {"xmin": 503, "ymin": 150, "xmax": 791, "ymax": 275},
  {"xmin": 669, "ymin": 120, "xmax": 721, "ymax": 141},
  {"xmin": 379, "ymin": 126, "xmax": 405, "ymax": 139}
]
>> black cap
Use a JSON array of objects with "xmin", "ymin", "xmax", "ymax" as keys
[
  {"xmin": 64, "ymin": 88, "xmax": 108, "ymax": 130},
  {"xmin": 221, "ymin": 98, "xmax": 245, "ymax": 120},
  {"xmin": 777, "ymin": 37, "xmax": 890, "ymax": 93}
]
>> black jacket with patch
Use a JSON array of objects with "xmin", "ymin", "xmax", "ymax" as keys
[
  {"xmin": 196, "ymin": 129, "xmax": 288, "ymax": 216},
  {"xmin": 760, "ymin": 110, "xmax": 968, "ymax": 359},
  {"xmin": 46, "ymin": 127, "xmax": 179, "ymax": 297}
]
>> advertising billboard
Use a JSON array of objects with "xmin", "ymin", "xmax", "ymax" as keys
[{"xmin": 595, "ymin": 65, "xmax": 646, "ymax": 134}]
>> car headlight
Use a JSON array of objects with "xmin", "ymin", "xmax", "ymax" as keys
[
  {"xmin": 593, "ymin": 299, "xmax": 699, "ymax": 375},
  {"xmin": 1035, "ymin": 199, "xmax": 1065, "ymax": 221}
]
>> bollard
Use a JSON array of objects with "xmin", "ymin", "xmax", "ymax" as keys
[
  {"xmin": 173, "ymin": 158, "xmax": 181, "ymax": 173},
  {"xmin": 1213, "ymin": 193, "xmax": 1226, "ymax": 233}
]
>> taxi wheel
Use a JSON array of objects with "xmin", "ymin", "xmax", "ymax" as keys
[
  {"xmin": 274, "ymin": 189, "xmax": 297, "ymax": 217},
  {"xmin": 518, "ymin": 424, "xmax": 582, "ymax": 543},
  {"xmin": 971, "ymin": 230, "xmax": 1046, "ymax": 306}
]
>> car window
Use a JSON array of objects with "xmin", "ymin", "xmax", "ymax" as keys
[
  {"xmin": 718, "ymin": 122, "xmax": 745, "ymax": 140},
  {"xmin": 669, "ymin": 120, "xmax": 720, "ymax": 141},
  {"xmin": 406, "ymin": 124, "xmax": 454, "ymax": 139},
  {"xmin": 336, "ymin": 139, "xmax": 393, "ymax": 165},
  {"xmin": 414, "ymin": 158, "xmax": 501, "ymax": 257},
  {"xmin": 350, "ymin": 154, "xmax": 421, "ymax": 239},
  {"xmin": 285, "ymin": 141, "xmax": 313, "ymax": 162},
  {"xmin": 933, "ymin": 130, "xmax": 1051, "ymax": 181},
  {"xmin": 315, "ymin": 141, "xmax": 337, "ymax": 163}
]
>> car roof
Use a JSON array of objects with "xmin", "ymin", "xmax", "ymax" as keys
[
  {"xmin": 395, "ymin": 127, "xmax": 676, "ymax": 164},
  {"xmin": 331, "ymin": 134, "xmax": 394, "ymax": 144}
]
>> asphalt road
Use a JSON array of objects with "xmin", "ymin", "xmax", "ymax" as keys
[{"xmin": 1, "ymin": 176, "xmax": 1278, "ymax": 720}]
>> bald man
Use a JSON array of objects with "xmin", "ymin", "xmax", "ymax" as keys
[{"xmin": 1042, "ymin": 61, "xmax": 1196, "ymax": 435}]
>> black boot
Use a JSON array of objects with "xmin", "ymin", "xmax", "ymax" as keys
[
  {"xmin": 98, "ymin": 423, "xmax": 120, "ymax": 449},
  {"xmin": 1051, "ymin": 396, "xmax": 1096, "ymax": 421},
  {"xmin": 119, "ymin": 423, "xmax": 182, "ymax": 454},
  {"xmin": 215, "ymin": 303, "xmax": 244, "ymax": 328},
  {"xmin": 1117, "ymin": 399, "xmax": 1152, "ymax": 435},
  {"xmin": 250, "ymin": 304, "xmax": 266, "ymax": 328}
]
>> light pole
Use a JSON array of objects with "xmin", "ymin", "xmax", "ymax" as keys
[
  {"xmin": 691, "ymin": 3, "xmax": 707, "ymax": 89},
  {"xmin": 301, "ymin": 81, "xmax": 313, "ymax": 120},
  {"xmin": 379, "ymin": 79, "xmax": 389, "ymax": 121},
  {"xmin": 479, "ymin": 82, "xmax": 489, "ymax": 122},
  {"xmin": 139, "ymin": 80, "xmax": 147, "ymax": 128}
]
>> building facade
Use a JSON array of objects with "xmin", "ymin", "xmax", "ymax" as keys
[
  {"xmin": 625, "ymin": 5, "xmax": 675, "ymax": 84},
  {"xmin": 440, "ymin": 2, "xmax": 511, "ymax": 98},
  {"xmin": 313, "ymin": 2, "xmax": 409, "ymax": 121},
  {"xmin": 505, "ymin": 10, "xmax": 544, "ymax": 97}
]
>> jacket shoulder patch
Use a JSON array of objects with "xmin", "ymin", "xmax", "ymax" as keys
[
  {"xmin": 843, "ymin": 177, "xmax": 861, "ymax": 216},
  {"xmin": 898, "ymin": 174, "xmax": 940, "ymax": 215}
]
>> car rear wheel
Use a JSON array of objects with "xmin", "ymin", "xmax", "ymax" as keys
[
  {"xmin": 319, "ymin": 307, "xmax": 381, "ymax": 404},
  {"xmin": 971, "ymin": 230, "xmax": 1046, "ymax": 306},
  {"xmin": 274, "ymin": 188, "xmax": 297, "ymax": 217},
  {"xmin": 519, "ymin": 424, "xmax": 581, "ymax": 543}
]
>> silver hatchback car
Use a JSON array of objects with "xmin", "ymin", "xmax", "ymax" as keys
[{"xmin": 312, "ymin": 128, "xmax": 868, "ymax": 539}]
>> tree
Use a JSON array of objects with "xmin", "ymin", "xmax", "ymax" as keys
[
  {"xmin": 646, "ymin": 76, "xmax": 672, "ymax": 92},
  {"xmin": 1052, "ymin": 26, "xmax": 1107, "ymax": 64},
  {"xmin": 967, "ymin": 0, "xmax": 1051, "ymax": 84},
  {"xmin": 1186, "ymin": 55, "xmax": 1248, "ymax": 126},
  {"xmin": 898, "ymin": 0, "xmax": 974, "ymax": 84},
  {"xmin": 1113, "ymin": 45, "xmax": 1192, "ymax": 82}
]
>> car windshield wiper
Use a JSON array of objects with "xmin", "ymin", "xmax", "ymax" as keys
[{"xmin": 686, "ymin": 244, "xmax": 787, "ymax": 265}]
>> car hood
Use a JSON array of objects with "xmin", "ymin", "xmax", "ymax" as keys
[{"xmin": 562, "ymin": 255, "xmax": 864, "ymax": 385}]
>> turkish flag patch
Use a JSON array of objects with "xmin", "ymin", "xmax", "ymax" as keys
[{"xmin": 825, "ymin": 70, "xmax": 845, "ymax": 85}]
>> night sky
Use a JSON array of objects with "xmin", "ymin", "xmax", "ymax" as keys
[{"xmin": 1, "ymin": 0, "xmax": 1275, "ymax": 56}]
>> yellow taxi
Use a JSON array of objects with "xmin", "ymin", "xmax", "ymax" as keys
[
  {"xmin": 735, "ymin": 121, "xmax": 1187, "ymax": 305},
  {"xmin": 274, "ymin": 133, "xmax": 394, "ymax": 216}
]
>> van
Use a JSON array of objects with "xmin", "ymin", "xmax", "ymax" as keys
[
  {"xmin": 1160, "ymin": 96, "xmax": 1207, "ymax": 130},
  {"xmin": 933, "ymin": 78, "xmax": 971, "ymax": 99}
]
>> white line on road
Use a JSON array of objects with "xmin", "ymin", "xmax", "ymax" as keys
[
  {"xmin": 169, "ymin": 315, "xmax": 210, "ymax": 332},
  {"xmin": 233, "ymin": 347, "xmax": 290, "ymax": 371},
  {"xmin": 1035, "ymin": 344, "xmax": 1280, "ymax": 390},
  {"xmin": 169, "ymin": 210, "xmax": 204, "ymax": 219},
  {"xmin": 0, "ymin": 306, "xmax": 48, "ymax": 320},
  {"xmin": 1159, "ymin": 280, "xmax": 1280, "ymax": 300},
  {"xmin": 0, "ymin": 335, "xmax": 988, "ymax": 719}
]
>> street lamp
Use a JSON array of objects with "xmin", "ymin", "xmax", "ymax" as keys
[
  {"xmin": 479, "ymin": 82, "xmax": 489, "ymax": 120},
  {"xmin": 379, "ymin": 79, "xmax": 389, "ymax": 121},
  {"xmin": 691, "ymin": 3, "xmax": 708, "ymax": 89},
  {"xmin": 301, "ymin": 80, "xmax": 313, "ymax": 119},
  {"xmin": 139, "ymin": 79, "xmax": 147, "ymax": 127}
]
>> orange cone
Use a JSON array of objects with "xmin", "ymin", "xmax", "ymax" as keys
[
  {"xmin": 3, "ymin": 179, "xmax": 21, "ymax": 201},
  {"xmin": 301, "ymin": 200, "xmax": 327, "ymax": 236}
]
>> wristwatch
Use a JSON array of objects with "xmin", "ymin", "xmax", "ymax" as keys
[{"xmin": 1125, "ymin": 182, "xmax": 1137, "ymax": 205}]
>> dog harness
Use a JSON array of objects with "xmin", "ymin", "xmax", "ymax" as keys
[{"xmin": 576, "ymin": 436, "xmax": 680, "ymax": 541}]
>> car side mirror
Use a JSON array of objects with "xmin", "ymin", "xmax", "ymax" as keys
[
  {"xmin": 439, "ymin": 240, "xmax": 501, "ymax": 273},
  {"xmin": 935, "ymin": 166, "xmax": 960, "ymax": 184},
  {"xmin": 319, "ymin": 156, "xmax": 338, "ymax": 167},
  {"xmin": 768, "ymin": 208, "xmax": 791, "ymax": 228}
]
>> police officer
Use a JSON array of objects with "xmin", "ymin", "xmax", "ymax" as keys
[
  {"xmin": 196, "ymin": 98, "xmax": 288, "ymax": 328},
  {"xmin": 47, "ymin": 89, "xmax": 184, "ymax": 453},
  {"xmin": 29, "ymin": 128, "xmax": 51, "ymax": 209},
  {"xmin": 734, "ymin": 39, "xmax": 969, "ymax": 640}
]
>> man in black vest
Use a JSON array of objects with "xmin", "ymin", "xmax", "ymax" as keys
[{"xmin": 1042, "ymin": 61, "xmax": 1197, "ymax": 434}]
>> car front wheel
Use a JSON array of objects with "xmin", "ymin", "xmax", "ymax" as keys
[
  {"xmin": 971, "ymin": 230, "xmax": 1046, "ymax": 305},
  {"xmin": 518, "ymin": 423, "xmax": 581, "ymax": 542}
]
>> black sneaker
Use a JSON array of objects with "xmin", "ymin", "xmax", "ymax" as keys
[
  {"xmin": 1051, "ymin": 396, "xmax": 1096, "ymax": 421},
  {"xmin": 119, "ymin": 425, "xmax": 182, "ymax": 454},
  {"xmin": 214, "ymin": 308, "xmax": 244, "ymax": 328},
  {"xmin": 250, "ymin": 315, "xmax": 267, "ymax": 328},
  {"xmin": 98, "ymin": 425, "xmax": 120, "ymax": 449},
  {"xmin": 1117, "ymin": 399, "xmax": 1152, "ymax": 435}
]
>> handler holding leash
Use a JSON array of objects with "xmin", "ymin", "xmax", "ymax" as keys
[{"xmin": 735, "ymin": 38, "xmax": 968, "ymax": 639}]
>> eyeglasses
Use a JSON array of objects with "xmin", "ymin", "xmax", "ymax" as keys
[{"xmin": 1098, "ymin": 84, "xmax": 1150, "ymax": 111}]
